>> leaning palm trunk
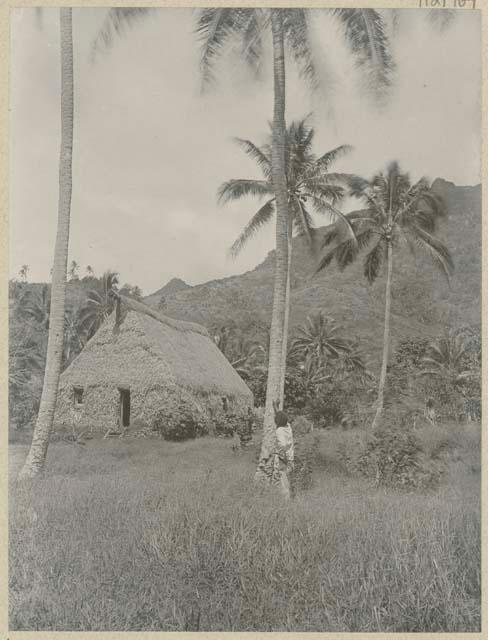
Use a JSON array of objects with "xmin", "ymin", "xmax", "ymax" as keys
[
  {"xmin": 256, "ymin": 10, "xmax": 290, "ymax": 479},
  {"xmin": 279, "ymin": 215, "xmax": 293, "ymax": 407},
  {"xmin": 371, "ymin": 240, "xmax": 393, "ymax": 430},
  {"xmin": 19, "ymin": 8, "xmax": 74, "ymax": 479}
]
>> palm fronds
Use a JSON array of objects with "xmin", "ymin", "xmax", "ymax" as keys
[
  {"xmin": 291, "ymin": 196, "xmax": 314, "ymax": 247},
  {"xmin": 290, "ymin": 312, "xmax": 351, "ymax": 366},
  {"xmin": 228, "ymin": 199, "xmax": 275, "ymax": 258},
  {"xmin": 282, "ymin": 9, "xmax": 317, "ymax": 87},
  {"xmin": 217, "ymin": 179, "xmax": 273, "ymax": 205},
  {"xmin": 220, "ymin": 117, "xmax": 354, "ymax": 257},
  {"xmin": 91, "ymin": 8, "xmax": 152, "ymax": 59},
  {"xmin": 420, "ymin": 332, "xmax": 473, "ymax": 387},
  {"xmin": 331, "ymin": 8, "xmax": 395, "ymax": 101},
  {"xmin": 313, "ymin": 145, "xmax": 354, "ymax": 173},
  {"xmin": 196, "ymin": 8, "xmax": 262, "ymax": 90},
  {"xmin": 364, "ymin": 238, "xmax": 386, "ymax": 284},
  {"xmin": 316, "ymin": 162, "xmax": 454, "ymax": 284},
  {"xmin": 240, "ymin": 9, "xmax": 269, "ymax": 76},
  {"xmin": 233, "ymin": 138, "xmax": 271, "ymax": 178},
  {"xmin": 407, "ymin": 224, "xmax": 454, "ymax": 281}
]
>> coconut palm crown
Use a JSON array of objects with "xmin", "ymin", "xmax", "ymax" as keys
[
  {"xmin": 218, "ymin": 117, "xmax": 355, "ymax": 256},
  {"xmin": 288, "ymin": 312, "xmax": 351, "ymax": 368},
  {"xmin": 317, "ymin": 161, "xmax": 453, "ymax": 281}
]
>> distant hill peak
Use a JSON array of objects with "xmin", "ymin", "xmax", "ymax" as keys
[{"xmin": 147, "ymin": 277, "xmax": 191, "ymax": 299}]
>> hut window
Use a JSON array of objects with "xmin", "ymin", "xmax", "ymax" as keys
[
  {"xmin": 222, "ymin": 397, "xmax": 228, "ymax": 412},
  {"xmin": 74, "ymin": 387, "xmax": 84, "ymax": 406}
]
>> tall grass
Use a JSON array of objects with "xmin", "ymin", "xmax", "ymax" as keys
[{"xmin": 9, "ymin": 429, "xmax": 480, "ymax": 631}]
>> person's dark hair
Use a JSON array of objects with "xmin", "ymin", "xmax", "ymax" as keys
[{"xmin": 274, "ymin": 411, "xmax": 289, "ymax": 427}]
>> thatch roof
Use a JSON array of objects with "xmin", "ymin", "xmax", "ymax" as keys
[
  {"xmin": 114, "ymin": 294, "xmax": 209, "ymax": 336},
  {"xmin": 60, "ymin": 295, "xmax": 252, "ymax": 399}
]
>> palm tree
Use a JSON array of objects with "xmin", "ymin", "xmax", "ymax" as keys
[
  {"xmin": 289, "ymin": 312, "xmax": 351, "ymax": 371},
  {"xmin": 317, "ymin": 161, "xmax": 454, "ymax": 429},
  {"xmin": 218, "ymin": 117, "xmax": 355, "ymax": 404},
  {"xmin": 420, "ymin": 332, "xmax": 474, "ymax": 389},
  {"xmin": 93, "ymin": 6, "xmax": 394, "ymax": 476},
  {"xmin": 78, "ymin": 270, "xmax": 119, "ymax": 339},
  {"xmin": 20, "ymin": 8, "xmax": 75, "ymax": 478}
]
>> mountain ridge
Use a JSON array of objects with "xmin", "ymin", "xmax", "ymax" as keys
[{"xmin": 144, "ymin": 179, "xmax": 481, "ymax": 365}]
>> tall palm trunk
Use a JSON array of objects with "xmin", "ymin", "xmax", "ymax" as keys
[
  {"xmin": 19, "ymin": 8, "xmax": 74, "ymax": 479},
  {"xmin": 279, "ymin": 214, "xmax": 293, "ymax": 407},
  {"xmin": 256, "ymin": 10, "xmax": 290, "ymax": 478},
  {"xmin": 371, "ymin": 240, "xmax": 393, "ymax": 430}
]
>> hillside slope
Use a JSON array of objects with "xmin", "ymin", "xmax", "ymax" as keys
[{"xmin": 144, "ymin": 179, "xmax": 481, "ymax": 361}]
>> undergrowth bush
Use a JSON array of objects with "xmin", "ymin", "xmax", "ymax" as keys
[
  {"xmin": 306, "ymin": 395, "xmax": 344, "ymax": 429},
  {"xmin": 152, "ymin": 405, "xmax": 208, "ymax": 441},
  {"xmin": 338, "ymin": 424, "xmax": 444, "ymax": 490}
]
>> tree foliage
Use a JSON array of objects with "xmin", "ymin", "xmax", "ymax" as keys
[
  {"xmin": 78, "ymin": 270, "xmax": 119, "ymax": 339},
  {"xmin": 219, "ymin": 117, "xmax": 356, "ymax": 257},
  {"xmin": 317, "ymin": 162, "xmax": 454, "ymax": 283}
]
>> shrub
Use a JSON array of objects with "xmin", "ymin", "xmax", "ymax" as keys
[
  {"xmin": 414, "ymin": 423, "xmax": 457, "ymax": 460},
  {"xmin": 152, "ymin": 404, "xmax": 208, "ymax": 441},
  {"xmin": 339, "ymin": 424, "xmax": 444, "ymax": 490},
  {"xmin": 291, "ymin": 415, "xmax": 313, "ymax": 436},
  {"xmin": 305, "ymin": 393, "xmax": 345, "ymax": 429},
  {"xmin": 211, "ymin": 407, "xmax": 234, "ymax": 437}
]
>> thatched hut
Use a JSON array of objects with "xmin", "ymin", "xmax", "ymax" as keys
[{"xmin": 54, "ymin": 295, "xmax": 253, "ymax": 433}]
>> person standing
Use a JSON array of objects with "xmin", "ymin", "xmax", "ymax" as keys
[{"xmin": 272, "ymin": 410, "xmax": 294, "ymax": 499}]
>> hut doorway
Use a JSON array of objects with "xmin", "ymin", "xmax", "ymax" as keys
[{"xmin": 119, "ymin": 389, "xmax": 130, "ymax": 428}]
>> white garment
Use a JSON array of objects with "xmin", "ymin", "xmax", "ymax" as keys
[
  {"xmin": 276, "ymin": 425, "xmax": 294, "ymax": 463},
  {"xmin": 274, "ymin": 424, "xmax": 294, "ymax": 499}
]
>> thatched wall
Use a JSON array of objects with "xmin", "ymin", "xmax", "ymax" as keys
[
  {"xmin": 53, "ymin": 298, "xmax": 253, "ymax": 433},
  {"xmin": 54, "ymin": 380, "xmax": 251, "ymax": 433}
]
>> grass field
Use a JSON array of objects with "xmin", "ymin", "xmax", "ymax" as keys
[{"xmin": 9, "ymin": 424, "xmax": 481, "ymax": 632}]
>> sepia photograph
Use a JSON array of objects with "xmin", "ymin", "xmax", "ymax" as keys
[{"xmin": 8, "ymin": 4, "xmax": 481, "ymax": 633}]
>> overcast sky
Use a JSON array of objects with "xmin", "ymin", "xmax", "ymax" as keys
[{"xmin": 10, "ymin": 8, "xmax": 481, "ymax": 294}]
